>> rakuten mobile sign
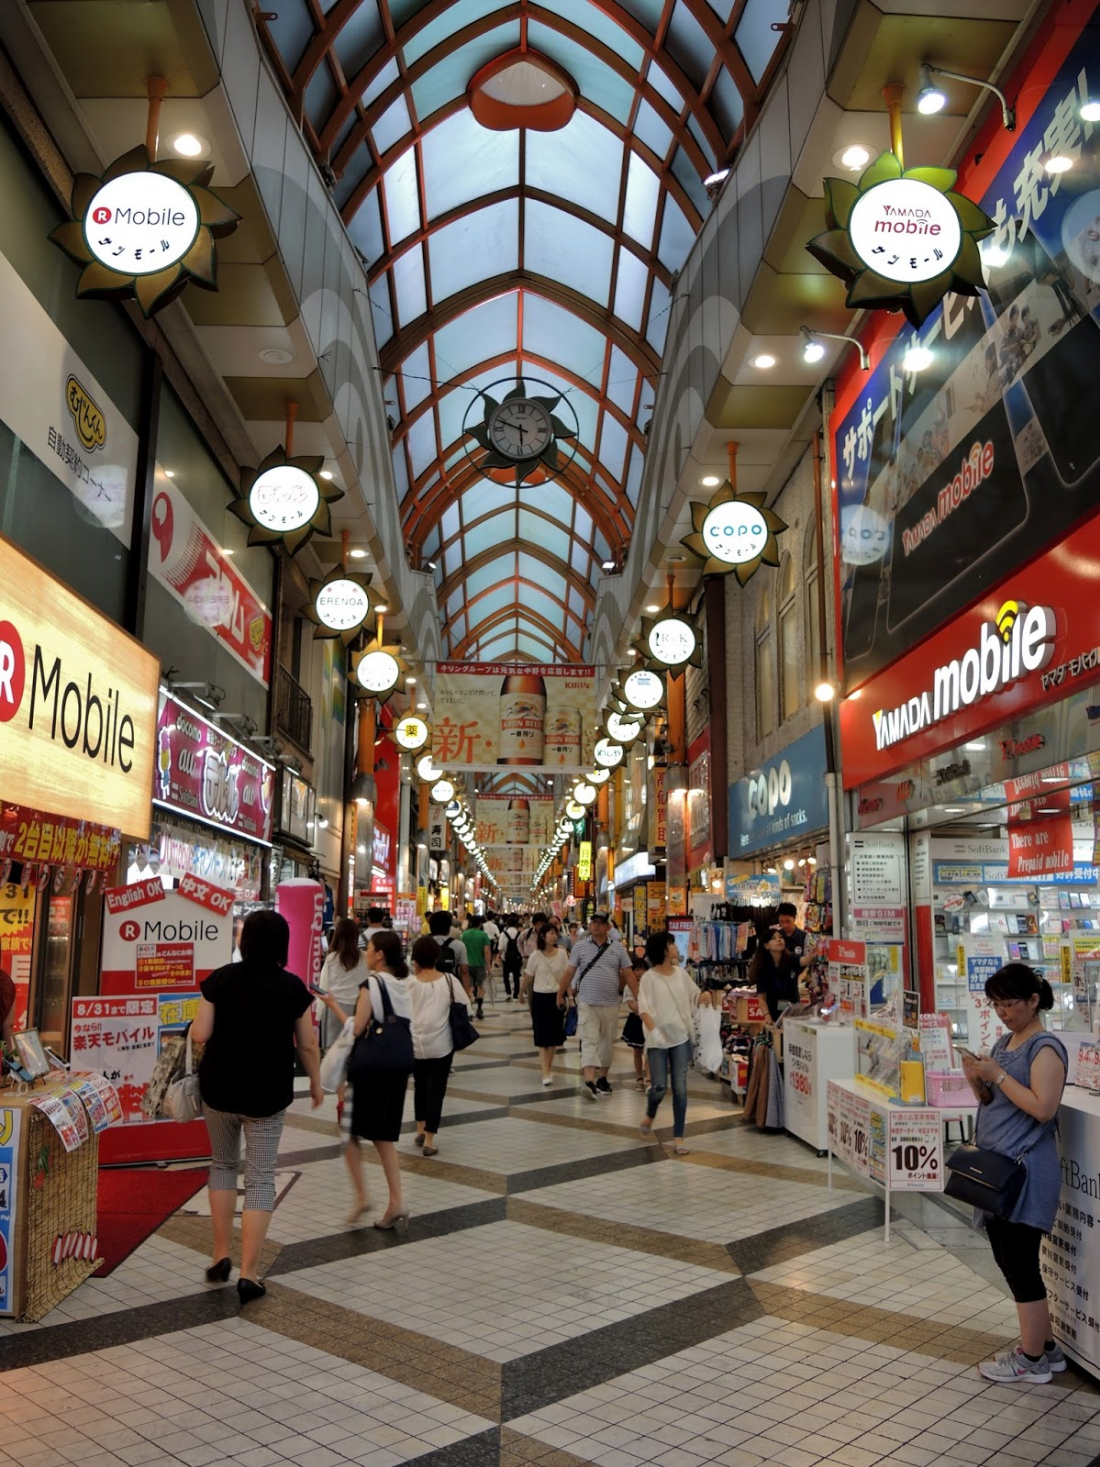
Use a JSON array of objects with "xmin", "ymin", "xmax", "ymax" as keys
[{"xmin": 0, "ymin": 536, "xmax": 158, "ymax": 837}]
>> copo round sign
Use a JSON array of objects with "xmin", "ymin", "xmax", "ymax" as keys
[
  {"xmin": 248, "ymin": 465, "xmax": 321, "ymax": 534},
  {"xmin": 315, "ymin": 578, "xmax": 370, "ymax": 633},
  {"xmin": 848, "ymin": 178, "xmax": 963, "ymax": 285},
  {"xmin": 85, "ymin": 172, "xmax": 200, "ymax": 276},
  {"xmin": 647, "ymin": 617, "xmax": 695, "ymax": 667},
  {"xmin": 701, "ymin": 500, "xmax": 770, "ymax": 565}
]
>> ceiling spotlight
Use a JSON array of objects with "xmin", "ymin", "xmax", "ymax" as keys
[
  {"xmin": 838, "ymin": 144, "xmax": 871, "ymax": 171},
  {"xmin": 319, "ymin": 470, "xmax": 334, "ymax": 480},
  {"xmin": 259, "ymin": 347, "xmax": 293, "ymax": 365},
  {"xmin": 701, "ymin": 474, "xmax": 721, "ymax": 487},
  {"xmin": 902, "ymin": 344, "xmax": 934, "ymax": 373},
  {"xmin": 349, "ymin": 548, "xmax": 367, "ymax": 559},
  {"xmin": 645, "ymin": 603, "xmax": 661, "ymax": 613},
  {"xmin": 752, "ymin": 354, "xmax": 777, "ymax": 370},
  {"xmin": 704, "ymin": 168, "xmax": 730, "ymax": 189},
  {"xmin": 1082, "ymin": 100, "xmax": 1100, "ymax": 122},
  {"xmin": 1044, "ymin": 151, "xmax": 1074, "ymax": 174},
  {"xmin": 164, "ymin": 469, "xmax": 175, "ymax": 478},
  {"xmin": 916, "ymin": 64, "xmax": 947, "ymax": 115},
  {"xmin": 602, "ymin": 560, "xmax": 616, "ymax": 571},
  {"xmin": 802, "ymin": 337, "xmax": 827, "ymax": 365},
  {"xmin": 799, "ymin": 325, "xmax": 869, "ymax": 371},
  {"xmin": 783, "ymin": 858, "xmax": 796, "ymax": 871},
  {"xmin": 375, "ymin": 603, "xmax": 388, "ymax": 612},
  {"xmin": 171, "ymin": 132, "xmax": 207, "ymax": 157}
]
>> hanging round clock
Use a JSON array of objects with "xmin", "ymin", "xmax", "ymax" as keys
[{"xmin": 463, "ymin": 377, "xmax": 579, "ymax": 485}]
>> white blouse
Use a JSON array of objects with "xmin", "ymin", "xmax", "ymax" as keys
[
  {"xmin": 524, "ymin": 948, "xmax": 569, "ymax": 994},
  {"xmin": 362, "ymin": 973, "xmax": 414, "ymax": 1024},
  {"xmin": 637, "ymin": 965, "xmax": 701, "ymax": 1051},
  {"xmin": 320, "ymin": 951, "xmax": 367, "ymax": 1011},
  {"xmin": 410, "ymin": 973, "xmax": 472, "ymax": 1060}
]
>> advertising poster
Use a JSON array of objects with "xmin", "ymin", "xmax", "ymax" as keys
[
  {"xmin": 474, "ymin": 796, "xmax": 555, "ymax": 847},
  {"xmin": 0, "ymin": 1109, "xmax": 20, "ymax": 1314},
  {"xmin": 728, "ymin": 727, "xmax": 830, "ymax": 857},
  {"xmin": 834, "ymin": 12, "xmax": 1100, "ymax": 693},
  {"xmin": 101, "ymin": 877, "xmax": 232, "ymax": 995},
  {"xmin": 687, "ymin": 741, "xmax": 712, "ymax": 871},
  {"xmin": 155, "ymin": 692, "xmax": 275, "ymax": 844},
  {"xmin": 70, "ymin": 996, "xmax": 159, "ymax": 1123},
  {"xmin": 149, "ymin": 475, "xmax": 272, "ymax": 684},
  {"xmin": 1006, "ymin": 769, "xmax": 1074, "ymax": 877},
  {"xmin": 432, "ymin": 663, "xmax": 596, "ymax": 769},
  {"xmin": 887, "ymin": 1108, "xmax": 943, "ymax": 1191},
  {"xmin": 0, "ymin": 883, "xmax": 32, "ymax": 1030},
  {"xmin": 1044, "ymin": 1099, "xmax": 1100, "ymax": 1372}
]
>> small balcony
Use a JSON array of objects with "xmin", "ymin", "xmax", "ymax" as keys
[{"xmin": 275, "ymin": 665, "xmax": 313, "ymax": 754}]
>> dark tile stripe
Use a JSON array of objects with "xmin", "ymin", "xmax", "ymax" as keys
[
  {"xmin": 501, "ymin": 1278, "xmax": 762, "ymax": 1421},
  {"xmin": 504, "ymin": 1142, "xmax": 665, "ymax": 1195},
  {"xmin": 407, "ymin": 1427, "xmax": 501, "ymax": 1464},
  {"xmin": 266, "ymin": 1197, "xmax": 508, "ymax": 1276},
  {"xmin": 729, "ymin": 1196, "xmax": 887, "ymax": 1274}
]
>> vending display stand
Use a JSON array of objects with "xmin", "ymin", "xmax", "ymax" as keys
[
  {"xmin": 783, "ymin": 1021, "xmax": 855, "ymax": 1152},
  {"xmin": 0, "ymin": 1068, "xmax": 120, "ymax": 1321},
  {"xmin": 826, "ymin": 1078, "xmax": 945, "ymax": 1242}
]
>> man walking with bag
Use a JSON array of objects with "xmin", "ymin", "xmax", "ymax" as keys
[{"xmin": 556, "ymin": 911, "xmax": 634, "ymax": 1101}]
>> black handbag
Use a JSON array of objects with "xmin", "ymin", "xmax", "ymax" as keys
[
  {"xmin": 446, "ymin": 975, "xmax": 479, "ymax": 1052},
  {"xmin": 348, "ymin": 978, "xmax": 413, "ymax": 1080},
  {"xmin": 944, "ymin": 1142, "xmax": 1028, "ymax": 1217}
]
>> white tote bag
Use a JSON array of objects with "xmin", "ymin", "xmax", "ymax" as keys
[
  {"xmin": 162, "ymin": 1028, "xmax": 202, "ymax": 1122},
  {"xmin": 694, "ymin": 1004, "xmax": 723, "ymax": 1075},
  {"xmin": 320, "ymin": 1017, "xmax": 356, "ymax": 1092}
]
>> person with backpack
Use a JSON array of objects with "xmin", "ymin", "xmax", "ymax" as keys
[
  {"xmin": 460, "ymin": 914, "xmax": 493, "ymax": 1020},
  {"xmin": 428, "ymin": 910, "xmax": 470, "ymax": 999},
  {"xmin": 499, "ymin": 919, "xmax": 524, "ymax": 1001}
]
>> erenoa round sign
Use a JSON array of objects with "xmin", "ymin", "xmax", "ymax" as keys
[
  {"xmin": 622, "ymin": 669, "xmax": 663, "ymax": 710},
  {"xmin": 701, "ymin": 499, "xmax": 770, "ymax": 565},
  {"xmin": 85, "ymin": 172, "xmax": 200, "ymax": 276},
  {"xmin": 315, "ymin": 578, "xmax": 370, "ymax": 632},
  {"xmin": 248, "ymin": 465, "xmax": 320, "ymax": 534}
]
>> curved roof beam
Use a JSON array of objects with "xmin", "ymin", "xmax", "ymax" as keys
[
  {"xmin": 432, "ymin": 503, "xmax": 610, "ymax": 589},
  {"xmin": 438, "ymin": 543, "xmax": 595, "ymax": 616},
  {"xmin": 450, "ymin": 604, "xmax": 584, "ymax": 661}
]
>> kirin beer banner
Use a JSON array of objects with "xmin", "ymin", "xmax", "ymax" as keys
[{"xmin": 432, "ymin": 663, "xmax": 596, "ymax": 771}]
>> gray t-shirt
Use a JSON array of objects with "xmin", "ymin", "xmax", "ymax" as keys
[{"xmin": 568, "ymin": 936, "xmax": 633, "ymax": 1006}]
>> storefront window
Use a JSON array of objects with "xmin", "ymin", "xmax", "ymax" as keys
[
  {"xmin": 755, "ymin": 589, "xmax": 775, "ymax": 738},
  {"xmin": 805, "ymin": 521, "xmax": 821, "ymax": 693},
  {"xmin": 35, "ymin": 891, "xmax": 74, "ymax": 1050},
  {"xmin": 778, "ymin": 553, "xmax": 798, "ymax": 722}
]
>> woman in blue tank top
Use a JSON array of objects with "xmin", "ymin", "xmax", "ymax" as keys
[{"xmin": 961, "ymin": 963, "xmax": 1067, "ymax": 1385}]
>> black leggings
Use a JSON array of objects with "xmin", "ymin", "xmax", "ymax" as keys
[
  {"xmin": 986, "ymin": 1217, "xmax": 1048, "ymax": 1303},
  {"xmin": 413, "ymin": 1052, "xmax": 454, "ymax": 1134}
]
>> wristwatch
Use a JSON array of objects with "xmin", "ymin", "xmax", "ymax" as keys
[{"xmin": 992, "ymin": 1071, "xmax": 1007, "ymax": 1087}]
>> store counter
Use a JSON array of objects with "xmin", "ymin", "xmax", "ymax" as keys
[
  {"xmin": 1045, "ymin": 1088, "xmax": 1100, "ymax": 1380},
  {"xmin": 783, "ymin": 1021, "xmax": 855, "ymax": 1152},
  {"xmin": 826, "ymin": 1078, "xmax": 945, "ymax": 1241}
]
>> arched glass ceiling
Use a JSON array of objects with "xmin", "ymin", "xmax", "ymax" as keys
[{"xmin": 260, "ymin": 0, "xmax": 793, "ymax": 661}]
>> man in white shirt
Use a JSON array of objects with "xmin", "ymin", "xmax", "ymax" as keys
[{"xmin": 556, "ymin": 911, "xmax": 634, "ymax": 1101}]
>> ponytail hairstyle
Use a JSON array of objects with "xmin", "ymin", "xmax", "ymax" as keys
[
  {"xmin": 369, "ymin": 929, "xmax": 409, "ymax": 978},
  {"xmin": 984, "ymin": 962, "xmax": 1054, "ymax": 1011}
]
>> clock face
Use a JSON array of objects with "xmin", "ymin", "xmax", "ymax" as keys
[{"xmin": 487, "ymin": 399, "xmax": 553, "ymax": 460}]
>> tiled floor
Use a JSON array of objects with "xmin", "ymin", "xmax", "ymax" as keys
[{"xmin": 1, "ymin": 1003, "xmax": 1098, "ymax": 1467}]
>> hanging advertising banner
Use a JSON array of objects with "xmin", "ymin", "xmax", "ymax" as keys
[
  {"xmin": 649, "ymin": 765, "xmax": 668, "ymax": 857},
  {"xmin": 687, "ymin": 734, "xmax": 712, "ymax": 872},
  {"xmin": 0, "ymin": 534, "xmax": 158, "ymax": 838},
  {"xmin": 0, "ymin": 252, "xmax": 137, "ymax": 544},
  {"xmin": 155, "ymin": 691, "xmax": 274, "ymax": 844},
  {"xmin": 1006, "ymin": 767, "xmax": 1074, "ymax": 877},
  {"xmin": 433, "ymin": 663, "xmax": 596, "ymax": 769},
  {"xmin": 0, "ymin": 884, "xmax": 32, "ymax": 1030},
  {"xmin": 839, "ymin": 511, "xmax": 1100, "ymax": 787},
  {"xmin": 833, "ymin": 8, "xmax": 1100, "ymax": 694},
  {"xmin": 474, "ymin": 796, "xmax": 555, "ymax": 847},
  {"xmin": 728, "ymin": 726, "xmax": 830, "ymax": 857},
  {"xmin": 0, "ymin": 806, "xmax": 120, "ymax": 874},
  {"xmin": 149, "ymin": 476, "xmax": 272, "ymax": 684}
]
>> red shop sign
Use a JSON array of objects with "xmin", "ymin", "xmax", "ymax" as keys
[
  {"xmin": 155, "ymin": 692, "xmax": 274, "ymax": 843},
  {"xmin": 840, "ymin": 514, "xmax": 1100, "ymax": 789}
]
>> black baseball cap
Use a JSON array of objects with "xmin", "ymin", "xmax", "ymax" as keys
[{"xmin": 590, "ymin": 910, "xmax": 610, "ymax": 923}]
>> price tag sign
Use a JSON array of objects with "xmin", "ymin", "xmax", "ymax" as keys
[{"xmin": 887, "ymin": 1109, "xmax": 943, "ymax": 1191}]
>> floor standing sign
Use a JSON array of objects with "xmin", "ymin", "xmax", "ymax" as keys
[{"xmin": 89, "ymin": 874, "xmax": 233, "ymax": 1163}]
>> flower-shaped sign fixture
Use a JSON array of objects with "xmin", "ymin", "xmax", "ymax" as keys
[
  {"xmin": 634, "ymin": 613, "xmax": 704, "ymax": 678},
  {"xmin": 49, "ymin": 146, "xmax": 241, "ymax": 317},
  {"xmin": 303, "ymin": 566, "xmax": 373, "ymax": 644},
  {"xmin": 681, "ymin": 482, "xmax": 788, "ymax": 584},
  {"xmin": 350, "ymin": 640, "xmax": 409, "ymax": 701},
  {"xmin": 230, "ymin": 447, "xmax": 343, "ymax": 556},
  {"xmin": 806, "ymin": 151, "xmax": 993, "ymax": 327}
]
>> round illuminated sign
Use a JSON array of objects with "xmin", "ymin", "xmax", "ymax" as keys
[
  {"xmin": 840, "ymin": 504, "xmax": 890, "ymax": 566},
  {"xmin": 647, "ymin": 617, "xmax": 695, "ymax": 667},
  {"xmin": 700, "ymin": 500, "xmax": 770, "ymax": 566},
  {"xmin": 587, "ymin": 768, "xmax": 610, "ymax": 785},
  {"xmin": 315, "ymin": 578, "xmax": 371, "ymax": 633},
  {"xmin": 431, "ymin": 779, "xmax": 456, "ymax": 803},
  {"xmin": 248, "ymin": 465, "xmax": 320, "ymax": 534},
  {"xmin": 393, "ymin": 715, "xmax": 430, "ymax": 751},
  {"xmin": 445, "ymin": 800, "xmax": 462, "ymax": 819},
  {"xmin": 354, "ymin": 649, "xmax": 401, "ymax": 694},
  {"xmin": 593, "ymin": 737, "xmax": 624, "ymax": 769},
  {"xmin": 572, "ymin": 782, "xmax": 597, "ymax": 805},
  {"xmin": 565, "ymin": 800, "xmax": 585, "ymax": 819},
  {"xmin": 623, "ymin": 669, "xmax": 664, "ymax": 711},
  {"xmin": 85, "ymin": 172, "xmax": 200, "ymax": 275},
  {"xmin": 417, "ymin": 753, "xmax": 442, "ymax": 782},
  {"xmin": 606, "ymin": 710, "xmax": 643, "ymax": 743},
  {"xmin": 848, "ymin": 178, "xmax": 963, "ymax": 284}
]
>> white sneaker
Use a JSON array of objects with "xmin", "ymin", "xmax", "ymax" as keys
[
  {"xmin": 1046, "ymin": 1341, "xmax": 1067, "ymax": 1372},
  {"xmin": 542, "ymin": 1077, "xmax": 553, "ymax": 1087},
  {"xmin": 977, "ymin": 1346, "xmax": 1052, "ymax": 1384}
]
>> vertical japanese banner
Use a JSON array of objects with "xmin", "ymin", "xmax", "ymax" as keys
[{"xmin": 0, "ymin": 884, "xmax": 33, "ymax": 1030}]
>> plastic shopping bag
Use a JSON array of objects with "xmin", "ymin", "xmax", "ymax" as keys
[
  {"xmin": 694, "ymin": 1004, "xmax": 723, "ymax": 1074},
  {"xmin": 320, "ymin": 1017, "xmax": 355, "ymax": 1092}
]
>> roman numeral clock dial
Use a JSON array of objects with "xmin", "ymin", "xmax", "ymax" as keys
[{"xmin": 462, "ymin": 377, "xmax": 579, "ymax": 486}]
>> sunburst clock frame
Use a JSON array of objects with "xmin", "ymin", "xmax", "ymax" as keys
[
  {"xmin": 462, "ymin": 377, "xmax": 580, "ymax": 486},
  {"xmin": 49, "ymin": 145, "xmax": 240, "ymax": 317},
  {"xmin": 631, "ymin": 611, "xmax": 705, "ymax": 681}
]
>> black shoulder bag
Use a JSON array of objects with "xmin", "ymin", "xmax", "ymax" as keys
[
  {"xmin": 944, "ymin": 1143, "xmax": 1028, "ymax": 1217},
  {"xmin": 348, "ymin": 978, "xmax": 414, "ymax": 1080},
  {"xmin": 446, "ymin": 975, "xmax": 480, "ymax": 1052}
]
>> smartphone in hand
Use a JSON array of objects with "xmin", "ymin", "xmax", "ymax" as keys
[{"xmin": 309, "ymin": 982, "xmax": 326, "ymax": 995}]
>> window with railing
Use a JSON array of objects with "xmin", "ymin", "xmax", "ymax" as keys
[{"xmin": 275, "ymin": 665, "xmax": 313, "ymax": 753}]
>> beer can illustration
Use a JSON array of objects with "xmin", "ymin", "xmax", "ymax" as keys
[
  {"xmin": 544, "ymin": 707, "xmax": 581, "ymax": 766},
  {"xmin": 497, "ymin": 673, "xmax": 546, "ymax": 765},
  {"xmin": 506, "ymin": 799, "xmax": 529, "ymax": 844}
]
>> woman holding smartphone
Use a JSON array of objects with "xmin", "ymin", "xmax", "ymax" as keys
[{"xmin": 961, "ymin": 963, "xmax": 1067, "ymax": 1384}]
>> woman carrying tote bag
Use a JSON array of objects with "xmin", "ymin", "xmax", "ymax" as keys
[
  {"xmin": 408, "ymin": 935, "xmax": 473, "ymax": 1158},
  {"xmin": 957, "ymin": 963, "xmax": 1067, "ymax": 1384}
]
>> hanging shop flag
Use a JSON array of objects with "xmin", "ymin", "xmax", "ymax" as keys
[
  {"xmin": 807, "ymin": 151, "xmax": 993, "ymax": 327},
  {"xmin": 304, "ymin": 566, "xmax": 373, "ymax": 643},
  {"xmin": 681, "ymin": 483, "xmax": 787, "ymax": 582},
  {"xmin": 230, "ymin": 448, "xmax": 343, "ymax": 556},
  {"xmin": 49, "ymin": 146, "xmax": 241, "ymax": 317},
  {"xmin": 432, "ymin": 663, "xmax": 596, "ymax": 770}
]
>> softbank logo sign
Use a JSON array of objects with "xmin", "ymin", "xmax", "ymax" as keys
[
  {"xmin": 0, "ymin": 618, "xmax": 137, "ymax": 770},
  {"xmin": 872, "ymin": 601, "xmax": 1056, "ymax": 752}
]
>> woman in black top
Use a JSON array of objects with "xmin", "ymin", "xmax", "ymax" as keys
[
  {"xmin": 750, "ymin": 927, "xmax": 803, "ymax": 1022},
  {"xmin": 191, "ymin": 910, "xmax": 322, "ymax": 1303}
]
